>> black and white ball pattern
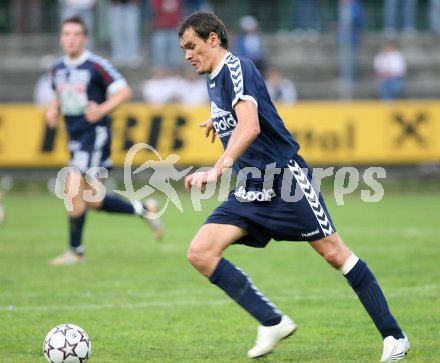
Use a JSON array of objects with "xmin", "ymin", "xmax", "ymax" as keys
[{"xmin": 43, "ymin": 324, "xmax": 91, "ymax": 363}]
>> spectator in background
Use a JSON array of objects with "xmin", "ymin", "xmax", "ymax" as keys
[
  {"xmin": 265, "ymin": 68, "xmax": 297, "ymax": 105},
  {"xmin": 33, "ymin": 54, "xmax": 57, "ymax": 108},
  {"xmin": 374, "ymin": 40, "xmax": 407, "ymax": 101},
  {"xmin": 150, "ymin": 0, "xmax": 184, "ymax": 71},
  {"xmin": 176, "ymin": 69, "xmax": 209, "ymax": 106},
  {"xmin": 11, "ymin": 0, "xmax": 42, "ymax": 33},
  {"xmin": 141, "ymin": 68, "xmax": 183, "ymax": 104},
  {"xmin": 234, "ymin": 15, "xmax": 266, "ymax": 73},
  {"xmin": 336, "ymin": 0, "xmax": 364, "ymax": 100},
  {"xmin": 109, "ymin": 0, "xmax": 142, "ymax": 68},
  {"xmin": 60, "ymin": 0, "xmax": 96, "ymax": 49},
  {"xmin": 184, "ymin": 0, "xmax": 207, "ymax": 16},
  {"xmin": 292, "ymin": 0, "xmax": 321, "ymax": 33},
  {"xmin": 383, "ymin": 0, "xmax": 417, "ymax": 35},
  {"xmin": 429, "ymin": 0, "xmax": 440, "ymax": 34}
]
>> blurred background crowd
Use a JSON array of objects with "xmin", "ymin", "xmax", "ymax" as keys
[
  {"xmin": 1, "ymin": 0, "xmax": 439, "ymax": 222},
  {"xmin": 1, "ymin": 0, "xmax": 439, "ymax": 106}
]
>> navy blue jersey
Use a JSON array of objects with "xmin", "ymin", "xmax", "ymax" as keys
[
  {"xmin": 207, "ymin": 52, "xmax": 300, "ymax": 181},
  {"xmin": 50, "ymin": 50, "xmax": 127, "ymax": 135}
]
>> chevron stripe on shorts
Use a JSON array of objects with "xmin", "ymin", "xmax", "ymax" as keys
[{"xmin": 287, "ymin": 160, "xmax": 335, "ymax": 237}]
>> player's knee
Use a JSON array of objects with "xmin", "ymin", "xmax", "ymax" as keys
[
  {"xmin": 187, "ymin": 243, "xmax": 204, "ymax": 269},
  {"xmin": 187, "ymin": 246, "xmax": 197, "ymax": 266},
  {"xmin": 85, "ymin": 200, "xmax": 102, "ymax": 210},
  {"xmin": 69, "ymin": 196, "xmax": 87, "ymax": 216},
  {"xmin": 187, "ymin": 241, "xmax": 215, "ymax": 276}
]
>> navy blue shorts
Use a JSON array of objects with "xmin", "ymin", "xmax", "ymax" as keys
[
  {"xmin": 205, "ymin": 154, "xmax": 336, "ymax": 248},
  {"xmin": 68, "ymin": 125, "xmax": 112, "ymax": 173}
]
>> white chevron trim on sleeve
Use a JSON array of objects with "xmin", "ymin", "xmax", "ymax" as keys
[{"xmin": 226, "ymin": 55, "xmax": 244, "ymax": 96}]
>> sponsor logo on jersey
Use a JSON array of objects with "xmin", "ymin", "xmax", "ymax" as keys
[
  {"xmin": 54, "ymin": 68, "xmax": 91, "ymax": 85},
  {"xmin": 210, "ymin": 101, "xmax": 237, "ymax": 138}
]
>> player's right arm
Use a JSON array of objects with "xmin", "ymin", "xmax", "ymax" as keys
[
  {"xmin": 185, "ymin": 100, "xmax": 260, "ymax": 191},
  {"xmin": 84, "ymin": 85, "xmax": 132, "ymax": 123},
  {"xmin": 45, "ymin": 97, "xmax": 61, "ymax": 129}
]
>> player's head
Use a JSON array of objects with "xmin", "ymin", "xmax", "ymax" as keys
[
  {"xmin": 60, "ymin": 16, "xmax": 88, "ymax": 57},
  {"xmin": 179, "ymin": 11, "xmax": 229, "ymax": 75}
]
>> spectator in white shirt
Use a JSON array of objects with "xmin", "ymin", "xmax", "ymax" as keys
[
  {"xmin": 176, "ymin": 70, "xmax": 209, "ymax": 106},
  {"xmin": 141, "ymin": 68, "xmax": 183, "ymax": 105},
  {"xmin": 374, "ymin": 41, "xmax": 407, "ymax": 100},
  {"xmin": 265, "ymin": 68, "xmax": 297, "ymax": 105},
  {"xmin": 33, "ymin": 54, "xmax": 57, "ymax": 108}
]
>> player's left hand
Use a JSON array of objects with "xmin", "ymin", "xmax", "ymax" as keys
[
  {"xmin": 85, "ymin": 101, "xmax": 105, "ymax": 123},
  {"xmin": 199, "ymin": 118, "xmax": 216, "ymax": 143},
  {"xmin": 185, "ymin": 168, "xmax": 219, "ymax": 192}
]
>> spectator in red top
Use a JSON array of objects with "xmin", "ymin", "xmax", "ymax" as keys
[{"xmin": 150, "ymin": 0, "xmax": 184, "ymax": 70}]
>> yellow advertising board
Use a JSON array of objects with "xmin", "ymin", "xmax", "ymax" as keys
[
  {"xmin": 0, "ymin": 101, "xmax": 439, "ymax": 167},
  {"xmin": 277, "ymin": 101, "xmax": 440, "ymax": 164}
]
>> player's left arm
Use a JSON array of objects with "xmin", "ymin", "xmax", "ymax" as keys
[
  {"xmin": 185, "ymin": 99, "xmax": 260, "ymax": 190},
  {"xmin": 85, "ymin": 85, "xmax": 132, "ymax": 123}
]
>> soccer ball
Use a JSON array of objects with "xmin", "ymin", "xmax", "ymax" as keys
[{"xmin": 43, "ymin": 324, "xmax": 91, "ymax": 363}]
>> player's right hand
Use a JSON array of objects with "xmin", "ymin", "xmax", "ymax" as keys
[
  {"xmin": 45, "ymin": 107, "xmax": 59, "ymax": 128},
  {"xmin": 199, "ymin": 118, "xmax": 216, "ymax": 143},
  {"xmin": 185, "ymin": 168, "xmax": 219, "ymax": 192},
  {"xmin": 85, "ymin": 101, "xmax": 105, "ymax": 123}
]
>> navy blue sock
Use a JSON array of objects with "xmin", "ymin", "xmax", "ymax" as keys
[
  {"xmin": 100, "ymin": 195, "xmax": 135, "ymax": 214},
  {"xmin": 344, "ymin": 259, "xmax": 404, "ymax": 339},
  {"xmin": 209, "ymin": 258, "xmax": 282, "ymax": 326},
  {"xmin": 69, "ymin": 212, "xmax": 86, "ymax": 255}
]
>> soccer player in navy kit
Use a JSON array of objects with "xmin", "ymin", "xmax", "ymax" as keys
[
  {"xmin": 179, "ymin": 12, "xmax": 409, "ymax": 361},
  {"xmin": 46, "ymin": 16, "xmax": 162, "ymax": 266}
]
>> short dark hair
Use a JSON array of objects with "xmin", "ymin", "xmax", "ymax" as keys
[
  {"xmin": 178, "ymin": 11, "xmax": 229, "ymax": 49},
  {"xmin": 61, "ymin": 15, "xmax": 88, "ymax": 36}
]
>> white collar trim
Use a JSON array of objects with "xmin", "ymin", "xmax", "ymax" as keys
[
  {"xmin": 63, "ymin": 50, "xmax": 90, "ymax": 67},
  {"xmin": 209, "ymin": 52, "xmax": 231, "ymax": 80}
]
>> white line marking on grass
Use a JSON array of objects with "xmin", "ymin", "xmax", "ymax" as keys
[
  {"xmin": 0, "ymin": 299, "xmax": 231, "ymax": 312},
  {"xmin": 0, "ymin": 289, "xmax": 215, "ymax": 299},
  {"xmin": 1, "ymin": 284, "xmax": 437, "ymax": 313},
  {"xmin": 343, "ymin": 226, "xmax": 436, "ymax": 239}
]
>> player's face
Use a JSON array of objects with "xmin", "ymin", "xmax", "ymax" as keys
[
  {"xmin": 60, "ymin": 23, "xmax": 87, "ymax": 58},
  {"xmin": 180, "ymin": 28, "xmax": 222, "ymax": 75}
]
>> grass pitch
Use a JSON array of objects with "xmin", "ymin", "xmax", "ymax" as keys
[{"xmin": 0, "ymin": 185, "xmax": 439, "ymax": 362}]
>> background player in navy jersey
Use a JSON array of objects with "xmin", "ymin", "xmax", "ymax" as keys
[
  {"xmin": 46, "ymin": 16, "xmax": 163, "ymax": 266},
  {"xmin": 179, "ymin": 12, "xmax": 409, "ymax": 361}
]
